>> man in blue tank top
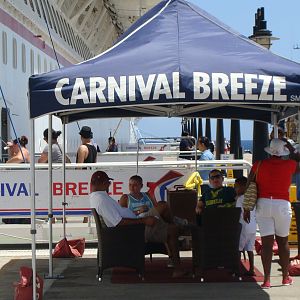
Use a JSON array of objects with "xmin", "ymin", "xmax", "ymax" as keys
[{"xmin": 120, "ymin": 175, "xmax": 183, "ymax": 225}]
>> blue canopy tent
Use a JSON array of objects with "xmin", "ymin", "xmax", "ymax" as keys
[
  {"xmin": 29, "ymin": 0, "xmax": 300, "ymax": 123},
  {"xmin": 28, "ymin": 0, "xmax": 300, "ymax": 297}
]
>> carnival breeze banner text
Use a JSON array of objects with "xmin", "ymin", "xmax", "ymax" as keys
[{"xmin": 54, "ymin": 71, "xmax": 287, "ymax": 105}]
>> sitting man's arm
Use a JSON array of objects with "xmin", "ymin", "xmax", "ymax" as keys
[
  {"xmin": 119, "ymin": 194, "xmax": 129, "ymax": 207},
  {"xmin": 195, "ymin": 200, "xmax": 204, "ymax": 214}
]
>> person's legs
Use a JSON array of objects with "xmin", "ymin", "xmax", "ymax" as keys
[
  {"xmin": 247, "ymin": 251, "xmax": 255, "ymax": 274},
  {"xmin": 166, "ymin": 224, "xmax": 187, "ymax": 277},
  {"xmin": 275, "ymin": 235, "xmax": 290, "ymax": 279},
  {"xmin": 273, "ymin": 199, "xmax": 292, "ymax": 283},
  {"xmin": 256, "ymin": 199, "xmax": 275, "ymax": 286},
  {"xmin": 261, "ymin": 235, "xmax": 274, "ymax": 283},
  {"xmin": 155, "ymin": 201, "xmax": 173, "ymax": 223}
]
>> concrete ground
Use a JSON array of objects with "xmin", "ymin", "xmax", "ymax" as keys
[{"xmin": 0, "ymin": 248, "xmax": 299, "ymax": 300}]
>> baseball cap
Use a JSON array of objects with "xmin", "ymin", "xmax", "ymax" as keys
[{"xmin": 91, "ymin": 171, "xmax": 113, "ymax": 184}]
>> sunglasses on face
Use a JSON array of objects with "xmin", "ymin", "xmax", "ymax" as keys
[{"xmin": 209, "ymin": 174, "xmax": 222, "ymax": 180}]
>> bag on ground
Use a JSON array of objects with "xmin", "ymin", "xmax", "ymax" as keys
[
  {"xmin": 52, "ymin": 237, "xmax": 85, "ymax": 258},
  {"xmin": 14, "ymin": 266, "xmax": 43, "ymax": 300}
]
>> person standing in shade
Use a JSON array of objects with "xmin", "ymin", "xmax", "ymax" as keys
[
  {"xmin": 77, "ymin": 126, "xmax": 97, "ymax": 223},
  {"xmin": 76, "ymin": 126, "xmax": 97, "ymax": 163},
  {"xmin": 38, "ymin": 129, "xmax": 63, "ymax": 163},
  {"xmin": 235, "ymin": 176, "xmax": 256, "ymax": 276}
]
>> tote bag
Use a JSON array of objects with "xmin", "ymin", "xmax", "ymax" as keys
[{"xmin": 243, "ymin": 161, "xmax": 262, "ymax": 211}]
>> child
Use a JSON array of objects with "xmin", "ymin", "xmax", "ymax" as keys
[{"xmin": 234, "ymin": 176, "xmax": 256, "ymax": 276}]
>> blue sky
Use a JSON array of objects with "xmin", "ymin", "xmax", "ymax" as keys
[{"xmin": 138, "ymin": 0, "xmax": 300, "ymax": 141}]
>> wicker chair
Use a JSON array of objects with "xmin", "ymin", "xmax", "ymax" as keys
[
  {"xmin": 167, "ymin": 187, "xmax": 197, "ymax": 224},
  {"xmin": 92, "ymin": 208, "xmax": 145, "ymax": 281},
  {"xmin": 191, "ymin": 207, "xmax": 242, "ymax": 280}
]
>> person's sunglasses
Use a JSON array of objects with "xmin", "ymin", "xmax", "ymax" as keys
[{"xmin": 209, "ymin": 174, "xmax": 222, "ymax": 180}]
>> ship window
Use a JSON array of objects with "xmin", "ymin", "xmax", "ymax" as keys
[
  {"xmin": 22, "ymin": 43, "xmax": 26, "ymax": 73},
  {"xmin": 30, "ymin": 49, "xmax": 34, "ymax": 74},
  {"xmin": 33, "ymin": 0, "xmax": 41, "ymax": 18},
  {"xmin": 37, "ymin": 54, "xmax": 41, "ymax": 73},
  {"xmin": 28, "ymin": 0, "xmax": 35, "ymax": 11},
  {"xmin": 44, "ymin": 58, "xmax": 47, "ymax": 72},
  {"xmin": 12, "ymin": 38, "xmax": 17, "ymax": 69},
  {"xmin": 2, "ymin": 31, "xmax": 7, "ymax": 65}
]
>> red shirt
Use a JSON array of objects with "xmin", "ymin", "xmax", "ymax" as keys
[{"xmin": 251, "ymin": 157, "xmax": 297, "ymax": 201}]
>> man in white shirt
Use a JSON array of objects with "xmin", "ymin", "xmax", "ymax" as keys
[{"xmin": 89, "ymin": 171, "xmax": 185, "ymax": 278}]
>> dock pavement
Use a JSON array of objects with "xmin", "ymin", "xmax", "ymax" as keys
[{"xmin": 0, "ymin": 248, "xmax": 300, "ymax": 300}]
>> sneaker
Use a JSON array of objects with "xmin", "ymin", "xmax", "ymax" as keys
[
  {"xmin": 261, "ymin": 281, "xmax": 271, "ymax": 289},
  {"xmin": 282, "ymin": 276, "xmax": 293, "ymax": 286},
  {"xmin": 173, "ymin": 216, "xmax": 188, "ymax": 226}
]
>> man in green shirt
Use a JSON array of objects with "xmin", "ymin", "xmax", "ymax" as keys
[{"xmin": 196, "ymin": 169, "xmax": 236, "ymax": 214}]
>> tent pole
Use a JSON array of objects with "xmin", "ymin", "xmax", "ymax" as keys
[
  {"xmin": 45, "ymin": 115, "xmax": 63, "ymax": 280},
  {"xmin": 47, "ymin": 114, "xmax": 54, "ymax": 277},
  {"xmin": 62, "ymin": 119, "xmax": 66, "ymax": 238},
  {"xmin": 30, "ymin": 118, "xmax": 37, "ymax": 300}
]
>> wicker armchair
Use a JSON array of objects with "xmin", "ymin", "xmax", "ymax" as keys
[
  {"xmin": 92, "ymin": 209, "xmax": 145, "ymax": 281},
  {"xmin": 191, "ymin": 207, "xmax": 242, "ymax": 280}
]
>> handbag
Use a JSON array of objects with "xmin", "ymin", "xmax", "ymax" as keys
[{"xmin": 243, "ymin": 161, "xmax": 262, "ymax": 211}]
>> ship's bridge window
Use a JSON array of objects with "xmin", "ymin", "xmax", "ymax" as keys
[
  {"xmin": 30, "ymin": 49, "xmax": 34, "ymax": 74},
  {"xmin": 12, "ymin": 38, "xmax": 17, "ymax": 69},
  {"xmin": 37, "ymin": 54, "xmax": 41, "ymax": 73},
  {"xmin": 2, "ymin": 31, "xmax": 7, "ymax": 65},
  {"xmin": 22, "ymin": 43, "xmax": 26, "ymax": 73}
]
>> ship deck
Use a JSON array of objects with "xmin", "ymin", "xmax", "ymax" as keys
[{"xmin": 1, "ymin": 248, "xmax": 299, "ymax": 299}]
